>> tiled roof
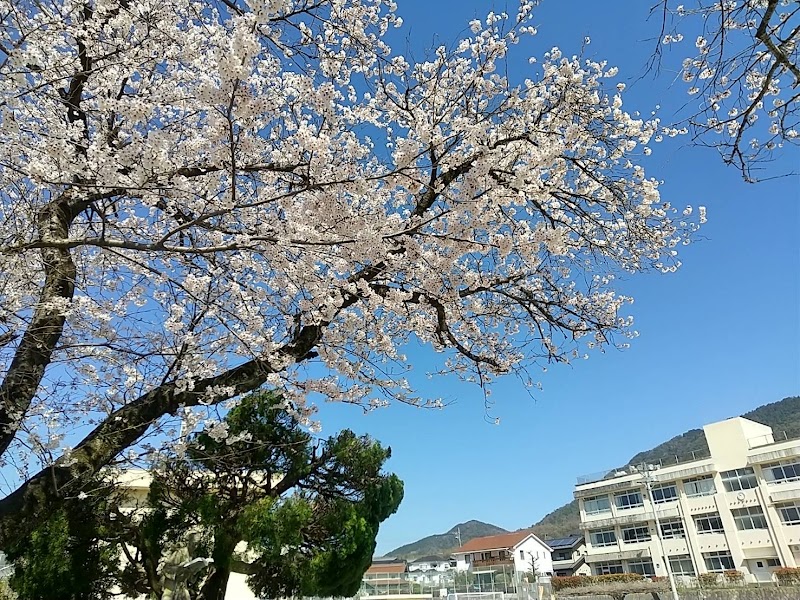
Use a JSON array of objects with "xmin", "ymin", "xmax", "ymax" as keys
[
  {"xmin": 454, "ymin": 530, "xmax": 533, "ymax": 553},
  {"xmin": 366, "ymin": 562, "xmax": 406, "ymax": 574},
  {"xmin": 412, "ymin": 555, "xmax": 451, "ymax": 563}
]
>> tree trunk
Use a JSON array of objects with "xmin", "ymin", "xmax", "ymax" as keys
[{"xmin": 198, "ymin": 533, "xmax": 237, "ymax": 600}]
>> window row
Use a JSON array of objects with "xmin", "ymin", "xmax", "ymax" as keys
[
  {"xmin": 763, "ymin": 460, "xmax": 800, "ymax": 485},
  {"xmin": 592, "ymin": 559, "xmax": 654, "ymax": 577},
  {"xmin": 591, "ymin": 507, "xmax": 772, "ymax": 544},
  {"xmin": 669, "ymin": 553, "xmax": 737, "ymax": 576},
  {"xmin": 584, "ymin": 463, "xmax": 800, "ymax": 516},
  {"xmin": 589, "ymin": 525, "xmax": 652, "ymax": 547},
  {"xmin": 731, "ymin": 506, "xmax": 767, "ymax": 530},
  {"xmin": 720, "ymin": 468, "xmax": 758, "ymax": 492},
  {"xmin": 582, "ymin": 475, "xmax": 718, "ymax": 515},
  {"xmin": 593, "ymin": 553, "xmax": 738, "ymax": 576},
  {"xmin": 668, "ymin": 553, "xmax": 737, "ymax": 575}
]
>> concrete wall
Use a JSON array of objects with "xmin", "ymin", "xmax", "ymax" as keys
[
  {"xmin": 558, "ymin": 588, "xmax": 800, "ymax": 600},
  {"xmin": 704, "ymin": 418, "xmax": 773, "ymax": 472},
  {"xmin": 514, "ymin": 536, "xmax": 554, "ymax": 576}
]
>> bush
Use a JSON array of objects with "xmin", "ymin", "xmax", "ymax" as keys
[
  {"xmin": 594, "ymin": 573, "xmax": 644, "ymax": 585},
  {"xmin": 775, "ymin": 566, "xmax": 800, "ymax": 584},
  {"xmin": 551, "ymin": 576, "xmax": 586, "ymax": 591},
  {"xmin": 698, "ymin": 572, "xmax": 719, "ymax": 587},
  {"xmin": 550, "ymin": 573, "xmax": 643, "ymax": 590},
  {"xmin": 724, "ymin": 569, "xmax": 744, "ymax": 584}
]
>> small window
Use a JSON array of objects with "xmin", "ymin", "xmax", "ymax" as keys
[
  {"xmin": 651, "ymin": 484, "xmax": 678, "ymax": 504},
  {"xmin": 520, "ymin": 550, "xmax": 524, "ymax": 560},
  {"xmin": 584, "ymin": 495, "xmax": 611, "ymax": 515},
  {"xmin": 777, "ymin": 502, "xmax": 800, "ymax": 525},
  {"xmin": 683, "ymin": 476, "xmax": 716, "ymax": 497},
  {"xmin": 593, "ymin": 561, "xmax": 623, "ymax": 575},
  {"xmin": 628, "ymin": 559, "xmax": 655, "ymax": 576},
  {"xmin": 732, "ymin": 506, "xmax": 768, "ymax": 530},
  {"xmin": 621, "ymin": 525, "xmax": 651, "ymax": 543},
  {"xmin": 704, "ymin": 551, "xmax": 735, "ymax": 572},
  {"xmin": 590, "ymin": 529, "xmax": 617, "ymax": 547},
  {"xmin": 694, "ymin": 513, "xmax": 724, "ymax": 534},
  {"xmin": 757, "ymin": 561, "xmax": 764, "ymax": 568},
  {"xmin": 614, "ymin": 490, "xmax": 643, "ymax": 510},
  {"xmin": 660, "ymin": 519, "xmax": 686, "ymax": 539},
  {"xmin": 669, "ymin": 555, "xmax": 695, "ymax": 576},
  {"xmin": 721, "ymin": 467, "xmax": 758, "ymax": 492},
  {"xmin": 767, "ymin": 558, "xmax": 781, "ymax": 567}
]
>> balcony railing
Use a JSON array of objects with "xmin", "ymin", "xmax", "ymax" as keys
[
  {"xmin": 470, "ymin": 557, "xmax": 515, "ymax": 569},
  {"xmin": 577, "ymin": 451, "xmax": 713, "ymax": 487},
  {"xmin": 748, "ymin": 430, "xmax": 798, "ymax": 449}
]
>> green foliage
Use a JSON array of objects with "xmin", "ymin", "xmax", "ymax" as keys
[
  {"xmin": 0, "ymin": 580, "xmax": 15, "ymax": 600},
  {"xmin": 529, "ymin": 501, "xmax": 580, "ymax": 541},
  {"xmin": 146, "ymin": 390, "xmax": 403, "ymax": 600},
  {"xmin": 5, "ymin": 495, "xmax": 119, "ymax": 600}
]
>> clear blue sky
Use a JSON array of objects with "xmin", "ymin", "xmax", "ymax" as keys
[{"xmin": 312, "ymin": 1, "xmax": 800, "ymax": 555}]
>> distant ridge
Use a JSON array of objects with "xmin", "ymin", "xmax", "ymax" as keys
[
  {"xmin": 530, "ymin": 395, "xmax": 800, "ymax": 539},
  {"xmin": 385, "ymin": 520, "xmax": 508, "ymax": 560}
]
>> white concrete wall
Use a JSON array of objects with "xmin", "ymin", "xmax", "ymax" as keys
[
  {"xmin": 704, "ymin": 417, "xmax": 773, "ymax": 471},
  {"xmin": 453, "ymin": 553, "xmax": 470, "ymax": 572},
  {"xmin": 512, "ymin": 536, "xmax": 553, "ymax": 576}
]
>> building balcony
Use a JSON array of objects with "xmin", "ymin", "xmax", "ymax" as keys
[
  {"xmin": 771, "ymin": 486, "xmax": 800, "ymax": 503},
  {"xmin": 576, "ymin": 451, "xmax": 712, "ymax": 488},
  {"xmin": 552, "ymin": 557, "xmax": 581, "ymax": 570},
  {"xmin": 581, "ymin": 505, "xmax": 677, "ymax": 530},
  {"xmin": 585, "ymin": 548, "xmax": 651, "ymax": 563},
  {"xmin": 470, "ymin": 557, "xmax": 515, "ymax": 570},
  {"xmin": 748, "ymin": 438, "xmax": 800, "ymax": 463}
]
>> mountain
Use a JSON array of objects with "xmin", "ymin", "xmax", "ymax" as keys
[
  {"xmin": 530, "ymin": 395, "xmax": 800, "ymax": 540},
  {"xmin": 385, "ymin": 520, "xmax": 508, "ymax": 560}
]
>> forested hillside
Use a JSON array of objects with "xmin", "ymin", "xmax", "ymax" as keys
[{"xmin": 386, "ymin": 520, "xmax": 508, "ymax": 560}]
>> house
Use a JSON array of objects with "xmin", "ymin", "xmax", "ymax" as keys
[
  {"xmin": 575, "ymin": 416, "xmax": 800, "ymax": 584},
  {"xmin": 547, "ymin": 534, "xmax": 590, "ymax": 577},
  {"xmin": 407, "ymin": 555, "xmax": 454, "ymax": 572},
  {"xmin": 361, "ymin": 558, "xmax": 411, "ymax": 596},
  {"xmin": 452, "ymin": 530, "xmax": 553, "ymax": 580},
  {"xmin": 406, "ymin": 555, "xmax": 455, "ymax": 586}
]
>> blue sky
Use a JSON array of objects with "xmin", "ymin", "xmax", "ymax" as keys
[{"xmin": 314, "ymin": 1, "xmax": 800, "ymax": 555}]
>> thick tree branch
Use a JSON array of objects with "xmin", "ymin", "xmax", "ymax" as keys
[{"xmin": 0, "ymin": 192, "xmax": 89, "ymax": 456}]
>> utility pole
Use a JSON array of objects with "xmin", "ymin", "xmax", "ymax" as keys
[{"xmin": 641, "ymin": 464, "xmax": 680, "ymax": 600}]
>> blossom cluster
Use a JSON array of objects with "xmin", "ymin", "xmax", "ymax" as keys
[{"xmin": 0, "ymin": 0, "xmax": 700, "ymax": 474}]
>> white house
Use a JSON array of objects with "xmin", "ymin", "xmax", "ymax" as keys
[
  {"xmin": 406, "ymin": 555, "xmax": 455, "ymax": 586},
  {"xmin": 452, "ymin": 531, "xmax": 553, "ymax": 578},
  {"xmin": 407, "ymin": 555, "xmax": 454, "ymax": 573}
]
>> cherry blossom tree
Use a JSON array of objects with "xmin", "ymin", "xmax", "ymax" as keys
[
  {"xmin": 653, "ymin": 0, "xmax": 799, "ymax": 180},
  {"xmin": 0, "ymin": 0, "xmax": 701, "ymax": 540}
]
